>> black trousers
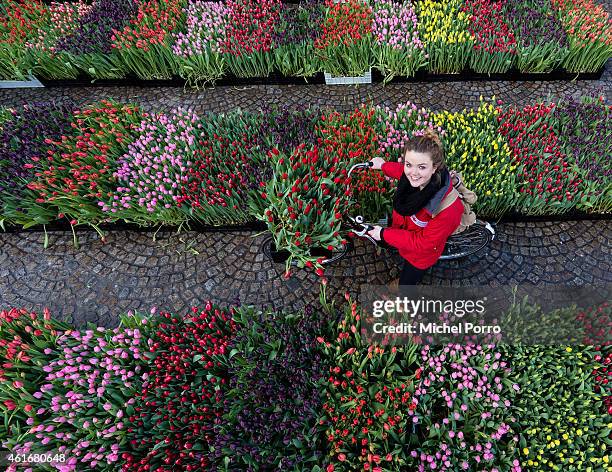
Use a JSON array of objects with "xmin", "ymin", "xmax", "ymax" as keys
[{"xmin": 399, "ymin": 260, "xmax": 426, "ymax": 285}]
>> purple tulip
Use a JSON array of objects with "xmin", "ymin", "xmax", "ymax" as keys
[
  {"xmin": 56, "ymin": 0, "xmax": 137, "ymax": 55},
  {"xmin": 0, "ymin": 101, "xmax": 76, "ymax": 197},
  {"xmin": 211, "ymin": 305, "xmax": 326, "ymax": 469}
]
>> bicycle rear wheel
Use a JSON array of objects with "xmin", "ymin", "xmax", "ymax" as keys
[{"xmin": 440, "ymin": 220, "xmax": 495, "ymax": 260}]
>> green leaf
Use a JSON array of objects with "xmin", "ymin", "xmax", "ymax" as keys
[
  {"xmin": 152, "ymin": 441, "xmax": 166, "ymax": 452},
  {"xmin": 109, "ymin": 390, "xmax": 125, "ymax": 406},
  {"xmin": 598, "ymin": 428, "xmax": 610, "ymax": 438}
]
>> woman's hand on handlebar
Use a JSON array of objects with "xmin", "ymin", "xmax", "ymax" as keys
[{"xmin": 370, "ymin": 157, "xmax": 386, "ymax": 170}]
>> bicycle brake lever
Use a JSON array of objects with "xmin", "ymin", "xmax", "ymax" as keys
[
  {"xmin": 348, "ymin": 216, "xmax": 374, "ymax": 237},
  {"xmin": 347, "ymin": 161, "xmax": 374, "ymax": 180}
]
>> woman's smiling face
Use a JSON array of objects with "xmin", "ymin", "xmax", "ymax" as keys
[{"xmin": 403, "ymin": 150, "xmax": 437, "ymax": 188}]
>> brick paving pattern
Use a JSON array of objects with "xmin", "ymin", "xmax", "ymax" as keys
[
  {"xmin": 0, "ymin": 58, "xmax": 609, "ymax": 114},
  {"xmin": 0, "ymin": 220, "xmax": 609, "ymax": 328}
]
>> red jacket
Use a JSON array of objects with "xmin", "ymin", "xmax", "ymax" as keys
[{"xmin": 380, "ymin": 162, "xmax": 463, "ymax": 270}]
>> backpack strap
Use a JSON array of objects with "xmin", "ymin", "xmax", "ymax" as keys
[
  {"xmin": 450, "ymin": 170, "xmax": 462, "ymax": 190},
  {"xmin": 433, "ymin": 188, "xmax": 460, "ymax": 217}
]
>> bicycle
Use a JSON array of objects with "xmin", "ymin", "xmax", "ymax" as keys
[{"xmin": 262, "ymin": 161, "xmax": 496, "ymax": 265}]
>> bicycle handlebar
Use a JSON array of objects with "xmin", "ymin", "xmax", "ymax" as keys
[
  {"xmin": 346, "ymin": 161, "xmax": 380, "ymax": 246},
  {"xmin": 347, "ymin": 216, "xmax": 373, "ymax": 236},
  {"xmin": 347, "ymin": 161, "xmax": 373, "ymax": 180}
]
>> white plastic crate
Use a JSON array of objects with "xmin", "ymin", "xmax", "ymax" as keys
[
  {"xmin": 324, "ymin": 69, "xmax": 372, "ymax": 85},
  {"xmin": 0, "ymin": 75, "xmax": 44, "ymax": 88}
]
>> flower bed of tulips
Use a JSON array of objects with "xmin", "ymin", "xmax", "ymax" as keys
[
  {"xmin": 551, "ymin": 0, "xmax": 612, "ymax": 73},
  {"xmin": 411, "ymin": 343, "xmax": 521, "ymax": 471},
  {"xmin": 272, "ymin": 0, "xmax": 324, "ymax": 78},
  {"xmin": 1, "ymin": 0, "xmax": 610, "ymax": 82},
  {"xmin": 497, "ymin": 101, "xmax": 582, "ymax": 215},
  {"xmin": 499, "ymin": 344, "xmax": 611, "ymax": 471},
  {"xmin": 181, "ymin": 111, "xmax": 270, "ymax": 225},
  {"xmin": 372, "ymin": 0, "xmax": 427, "ymax": 82},
  {"xmin": 3, "ymin": 297, "xmax": 609, "ymax": 472},
  {"xmin": 462, "ymin": 0, "xmax": 517, "ymax": 74},
  {"xmin": 432, "ymin": 99, "xmax": 518, "ymax": 216},
  {"xmin": 99, "ymin": 109, "xmax": 200, "ymax": 226},
  {"xmin": 0, "ymin": 96, "xmax": 610, "ymax": 270},
  {"xmin": 317, "ymin": 296, "xmax": 422, "ymax": 470},
  {"xmin": 171, "ymin": 0, "xmax": 229, "ymax": 86},
  {"xmin": 414, "ymin": 0, "xmax": 474, "ymax": 74},
  {"xmin": 21, "ymin": 100, "xmax": 144, "ymax": 232},
  {"xmin": 551, "ymin": 94, "xmax": 612, "ymax": 214},
  {"xmin": 121, "ymin": 305, "xmax": 235, "ymax": 471},
  {"xmin": 22, "ymin": 0, "xmax": 92, "ymax": 80},
  {"xmin": 314, "ymin": 0, "xmax": 373, "ymax": 77},
  {"xmin": 505, "ymin": 0, "xmax": 569, "ymax": 73},
  {"xmin": 220, "ymin": 0, "xmax": 283, "ymax": 78},
  {"xmin": 212, "ymin": 305, "xmax": 327, "ymax": 470},
  {"xmin": 0, "ymin": 308, "xmax": 71, "ymax": 442},
  {"xmin": 111, "ymin": 0, "xmax": 186, "ymax": 80},
  {"xmin": 54, "ymin": 0, "xmax": 137, "ymax": 80},
  {"xmin": 0, "ymin": 0, "xmax": 49, "ymax": 80},
  {"xmin": 2, "ymin": 309, "xmax": 154, "ymax": 471},
  {"xmin": 0, "ymin": 100, "xmax": 77, "ymax": 225}
]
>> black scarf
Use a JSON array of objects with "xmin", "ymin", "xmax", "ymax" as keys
[{"xmin": 393, "ymin": 169, "xmax": 448, "ymax": 216}]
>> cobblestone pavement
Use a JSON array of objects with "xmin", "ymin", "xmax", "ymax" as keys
[
  {"xmin": 0, "ymin": 58, "xmax": 609, "ymax": 114},
  {"xmin": 0, "ymin": 220, "xmax": 609, "ymax": 328}
]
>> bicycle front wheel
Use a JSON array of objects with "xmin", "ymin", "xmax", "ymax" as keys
[{"xmin": 262, "ymin": 236, "xmax": 354, "ymax": 266}]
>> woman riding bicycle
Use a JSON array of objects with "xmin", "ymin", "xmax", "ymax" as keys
[{"xmin": 366, "ymin": 129, "xmax": 463, "ymax": 285}]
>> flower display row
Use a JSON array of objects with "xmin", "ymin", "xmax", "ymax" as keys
[
  {"xmin": 1, "ymin": 0, "xmax": 610, "ymax": 82},
  {"xmin": 0, "ymin": 0, "xmax": 49, "ymax": 80},
  {"xmin": 1, "ymin": 298, "xmax": 610, "ymax": 471},
  {"xmin": 0, "ymin": 95, "xmax": 609, "ymax": 268}
]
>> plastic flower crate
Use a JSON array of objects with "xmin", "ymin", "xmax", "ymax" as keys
[
  {"xmin": 324, "ymin": 68, "xmax": 372, "ymax": 85},
  {"xmin": 0, "ymin": 75, "xmax": 44, "ymax": 88}
]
